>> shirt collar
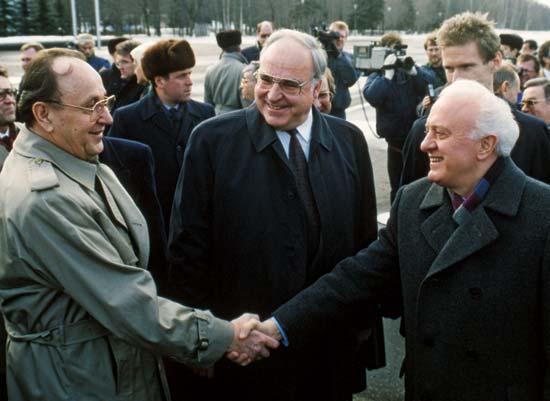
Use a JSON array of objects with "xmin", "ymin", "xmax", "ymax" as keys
[{"xmin": 276, "ymin": 109, "xmax": 313, "ymax": 142}]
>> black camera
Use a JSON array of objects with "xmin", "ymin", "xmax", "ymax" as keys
[
  {"xmin": 354, "ymin": 43, "xmax": 414, "ymax": 74},
  {"xmin": 312, "ymin": 25, "xmax": 340, "ymax": 57}
]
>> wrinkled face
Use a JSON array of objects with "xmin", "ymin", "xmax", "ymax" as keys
[
  {"xmin": 519, "ymin": 59, "xmax": 538, "ymax": 88},
  {"xmin": 255, "ymin": 40, "xmax": 320, "ymax": 131},
  {"xmin": 115, "ymin": 54, "xmax": 136, "ymax": 80},
  {"xmin": 333, "ymin": 29, "xmax": 347, "ymax": 51},
  {"xmin": 21, "ymin": 48, "xmax": 38, "ymax": 72},
  {"xmin": 442, "ymin": 42, "xmax": 499, "ymax": 89},
  {"xmin": 420, "ymin": 91, "xmax": 483, "ymax": 196},
  {"xmin": 156, "ymin": 68, "xmax": 193, "ymax": 106},
  {"xmin": 425, "ymin": 43, "xmax": 441, "ymax": 66},
  {"xmin": 45, "ymin": 58, "xmax": 112, "ymax": 160},
  {"xmin": 315, "ymin": 76, "xmax": 332, "ymax": 114},
  {"xmin": 521, "ymin": 86, "xmax": 550, "ymax": 124},
  {"xmin": 240, "ymin": 71, "xmax": 256, "ymax": 102},
  {"xmin": 0, "ymin": 77, "xmax": 16, "ymax": 130},
  {"xmin": 257, "ymin": 23, "xmax": 273, "ymax": 47},
  {"xmin": 78, "ymin": 42, "xmax": 95, "ymax": 58}
]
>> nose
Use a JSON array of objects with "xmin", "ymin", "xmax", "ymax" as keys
[
  {"xmin": 420, "ymin": 130, "xmax": 436, "ymax": 153},
  {"xmin": 99, "ymin": 108, "xmax": 113, "ymax": 126},
  {"xmin": 521, "ymin": 103, "xmax": 530, "ymax": 113},
  {"xmin": 266, "ymin": 84, "xmax": 284, "ymax": 101}
]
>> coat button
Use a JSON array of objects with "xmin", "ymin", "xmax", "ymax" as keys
[
  {"xmin": 198, "ymin": 338, "xmax": 209, "ymax": 351},
  {"xmin": 287, "ymin": 191, "xmax": 296, "ymax": 200},
  {"xmin": 468, "ymin": 287, "xmax": 482, "ymax": 300}
]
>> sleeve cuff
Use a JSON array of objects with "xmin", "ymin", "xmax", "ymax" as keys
[{"xmin": 270, "ymin": 317, "xmax": 289, "ymax": 347}]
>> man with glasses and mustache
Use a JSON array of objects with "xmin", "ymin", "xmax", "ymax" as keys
[
  {"xmin": 0, "ymin": 68, "xmax": 18, "ymax": 170},
  {"xmin": 521, "ymin": 77, "xmax": 550, "ymax": 128},
  {"xmin": 0, "ymin": 48, "xmax": 278, "ymax": 401},
  {"xmin": 169, "ymin": 29, "xmax": 384, "ymax": 401}
]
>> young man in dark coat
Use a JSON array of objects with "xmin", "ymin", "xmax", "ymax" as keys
[
  {"xmin": 401, "ymin": 12, "xmax": 550, "ymax": 187},
  {"xmin": 253, "ymin": 78, "xmax": 550, "ymax": 401},
  {"xmin": 169, "ymin": 29, "xmax": 384, "ymax": 401},
  {"xmin": 109, "ymin": 39, "xmax": 215, "ymax": 230}
]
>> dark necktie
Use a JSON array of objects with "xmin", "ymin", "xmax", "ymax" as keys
[
  {"xmin": 168, "ymin": 107, "xmax": 182, "ymax": 133},
  {"xmin": 287, "ymin": 129, "xmax": 320, "ymax": 262}
]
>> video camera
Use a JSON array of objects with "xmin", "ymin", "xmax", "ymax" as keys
[
  {"xmin": 353, "ymin": 43, "xmax": 414, "ymax": 74},
  {"xmin": 312, "ymin": 25, "xmax": 340, "ymax": 57}
]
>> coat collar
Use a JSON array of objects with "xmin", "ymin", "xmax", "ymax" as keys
[
  {"xmin": 420, "ymin": 157, "xmax": 526, "ymax": 278},
  {"xmin": 245, "ymin": 105, "xmax": 333, "ymax": 154},
  {"xmin": 13, "ymin": 125, "xmax": 97, "ymax": 191},
  {"xmin": 139, "ymin": 90, "xmax": 202, "ymax": 122}
]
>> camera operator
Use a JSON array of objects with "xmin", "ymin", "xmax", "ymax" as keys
[
  {"xmin": 319, "ymin": 21, "xmax": 359, "ymax": 119},
  {"xmin": 363, "ymin": 32, "xmax": 434, "ymax": 202}
]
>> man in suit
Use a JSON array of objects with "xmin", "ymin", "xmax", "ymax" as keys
[
  {"xmin": 169, "ymin": 29, "xmax": 384, "ymax": 401},
  {"xmin": 253, "ymin": 79, "xmax": 550, "ymax": 401},
  {"xmin": 109, "ymin": 39, "xmax": 215, "ymax": 230},
  {"xmin": 0, "ymin": 48, "xmax": 277, "ymax": 401},
  {"xmin": 99, "ymin": 137, "xmax": 167, "ymax": 290},
  {"xmin": 401, "ymin": 12, "xmax": 550, "ymax": 187},
  {"xmin": 241, "ymin": 20, "xmax": 273, "ymax": 62}
]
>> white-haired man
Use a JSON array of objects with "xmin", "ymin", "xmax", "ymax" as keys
[{"xmin": 254, "ymin": 79, "xmax": 550, "ymax": 401}]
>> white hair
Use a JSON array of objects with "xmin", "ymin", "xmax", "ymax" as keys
[
  {"xmin": 440, "ymin": 80, "xmax": 519, "ymax": 156},
  {"xmin": 130, "ymin": 42, "xmax": 155, "ymax": 66}
]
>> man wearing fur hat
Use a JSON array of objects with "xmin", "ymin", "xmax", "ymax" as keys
[
  {"xmin": 500, "ymin": 33, "xmax": 523, "ymax": 64},
  {"xmin": 204, "ymin": 30, "xmax": 249, "ymax": 114},
  {"xmin": 109, "ymin": 39, "xmax": 215, "ymax": 230}
]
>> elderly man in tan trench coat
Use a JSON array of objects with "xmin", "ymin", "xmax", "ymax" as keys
[{"xmin": 0, "ymin": 48, "xmax": 277, "ymax": 401}]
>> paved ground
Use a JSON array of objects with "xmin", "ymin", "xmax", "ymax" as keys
[{"xmin": 0, "ymin": 33, "xmax": 431, "ymax": 400}]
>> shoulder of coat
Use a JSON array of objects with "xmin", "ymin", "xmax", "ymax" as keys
[{"xmin": 28, "ymin": 157, "xmax": 59, "ymax": 192}]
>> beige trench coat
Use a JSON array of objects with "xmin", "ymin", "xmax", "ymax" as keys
[{"xmin": 0, "ymin": 127, "xmax": 234, "ymax": 401}]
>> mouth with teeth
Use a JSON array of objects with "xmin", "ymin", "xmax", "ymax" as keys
[
  {"xmin": 429, "ymin": 156, "xmax": 443, "ymax": 163},
  {"xmin": 266, "ymin": 102, "xmax": 289, "ymax": 112}
]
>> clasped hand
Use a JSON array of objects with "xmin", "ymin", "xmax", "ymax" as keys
[{"xmin": 226, "ymin": 313, "xmax": 281, "ymax": 366}]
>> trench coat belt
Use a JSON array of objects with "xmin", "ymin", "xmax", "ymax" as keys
[{"xmin": 4, "ymin": 318, "xmax": 110, "ymax": 346}]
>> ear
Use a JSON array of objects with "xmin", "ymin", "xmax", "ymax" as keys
[
  {"xmin": 491, "ymin": 52, "xmax": 502, "ymax": 73},
  {"xmin": 32, "ymin": 102, "xmax": 55, "ymax": 133},
  {"xmin": 478, "ymin": 134, "xmax": 498, "ymax": 160},
  {"xmin": 501, "ymin": 80, "xmax": 510, "ymax": 94},
  {"xmin": 154, "ymin": 75, "xmax": 165, "ymax": 89}
]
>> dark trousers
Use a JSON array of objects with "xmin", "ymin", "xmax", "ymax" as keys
[{"xmin": 385, "ymin": 137, "xmax": 406, "ymax": 204}]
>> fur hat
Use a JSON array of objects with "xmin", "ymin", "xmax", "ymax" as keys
[
  {"xmin": 499, "ymin": 34, "xmax": 523, "ymax": 52},
  {"xmin": 141, "ymin": 39, "xmax": 195, "ymax": 80},
  {"xmin": 216, "ymin": 30, "xmax": 242, "ymax": 50}
]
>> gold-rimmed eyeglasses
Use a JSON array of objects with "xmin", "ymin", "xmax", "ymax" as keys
[
  {"xmin": 48, "ymin": 95, "xmax": 116, "ymax": 122},
  {"xmin": 254, "ymin": 71, "xmax": 310, "ymax": 95}
]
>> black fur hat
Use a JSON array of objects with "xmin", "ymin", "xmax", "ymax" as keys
[
  {"xmin": 216, "ymin": 30, "xmax": 242, "ymax": 50},
  {"xmin": 141, "ymin": 39, "xmax": 195, "ymax": 80}
]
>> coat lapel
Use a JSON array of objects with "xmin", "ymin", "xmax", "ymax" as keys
[
  {"xmin": 140, "ymin": 92, "xmax": 173, "ymax": 136},
  {"xmin": 421, "ymin": 158, "xmax": 526, "ymax": 278},
  {"xmin": 97, "ymin": 164, "xmax": 150, "ymax": 269}
]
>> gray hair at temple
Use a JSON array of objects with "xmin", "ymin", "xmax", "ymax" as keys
[
  {"xmin": 260, "ymin": 29, "xmax": 327, "ymax": 87},
  {"xmin": 445, "ymin": 80, "xmax": 519, "ymax": 156}
]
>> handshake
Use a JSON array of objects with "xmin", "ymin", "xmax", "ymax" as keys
[{"xmin": 226, "ymin": 313, "xmax": 281, "ymax": 366}]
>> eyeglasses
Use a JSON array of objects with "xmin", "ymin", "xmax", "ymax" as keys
[
  {"xmin": 519, "ymin": 67, "xmax": 535, "ymax": 75},
  {"xmin": 0, "ymin": 88, "xmax": 17, "ymax": 102},
  {"xmin": 254, "ymin": 71, "xmax": 310, "ymax": 95},
  {"xmin": 48, "ymin": 95, "xmax": 116, "ymax": 121},
  {"xmin": 520, "ymin": 98, "xmax": 546, "ymax": 108},
  {"xmin": 318, "ymin": 91, "xmax": 333, "ymax": 100},
  {"xmin": 260, "ymin": 34, "xmax": 271, "ymax": 39}
]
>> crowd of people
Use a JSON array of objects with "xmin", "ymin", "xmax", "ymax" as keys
[{"xmin": 0, "ymin": 11, "xmax": 549, "ymax": 401}]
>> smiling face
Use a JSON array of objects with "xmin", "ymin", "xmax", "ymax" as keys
[
  {"xmin": 255, "ymin": 39, "xmax": 319, "ymax": 131},
  {"xmin": 44, "ymin": 57, "xmax": 112, "ymax": 160},
  {"xmin": 420, "ymin": 89, "xmax": 485, "ymax": 196}
]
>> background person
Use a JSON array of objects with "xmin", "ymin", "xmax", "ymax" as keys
[
  {"xmin": 241, "ymin": 20, "xmax": 273, "ymax": 62},
  {"xmin": 521, "ymin": 77, "xmax": 550, "ymax": 127},
  {"xmin": 76, "ymin": 33, "xmax": 109, "ymax": 72}
]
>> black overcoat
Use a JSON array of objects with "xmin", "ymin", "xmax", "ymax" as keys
[
  {"xmin": 275, "ymin": 158, "xmax": 550, "ymax": 401},
  {"xmin": 168, "ymin": 105, "xmax": 383, "ymax": 400},
  {"xmin": 109, "ymin": 91, "xmax": 215, "ymax": 229}
]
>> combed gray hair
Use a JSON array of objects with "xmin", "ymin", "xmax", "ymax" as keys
[
  {"xmin": 260, "ymin": 29, "xmax": 327, "ymax": 87},
  {"xmin": 446, "ymin": 80, "xmax": 519, "ymax": 156}
]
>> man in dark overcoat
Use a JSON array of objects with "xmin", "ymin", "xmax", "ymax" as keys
[
  {"xmin": 169, "ymin": 29, "xmax": 384, "ymax": 401},
  {"xmin": 254, "ymin": 78, "xmax": 550, "ymax": 401},
  {"xmin": 109, "ymin": 39, "xmax": 215, "ymax": 230},
  {"xmin": 401, "ymin": 12, "xmax": 550, "ymax": 187}
]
